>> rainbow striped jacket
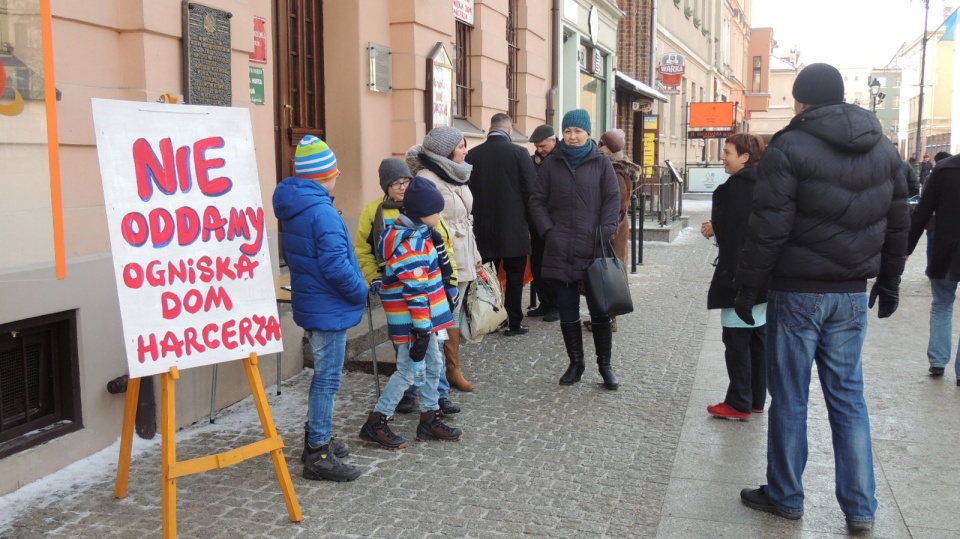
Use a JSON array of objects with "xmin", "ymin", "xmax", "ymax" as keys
[{"xmin": 378, "ymin": 217, "xmax": 455, "ymax": 343}]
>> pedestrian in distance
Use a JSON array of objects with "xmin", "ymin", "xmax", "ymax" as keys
[
  {"xmin": 353, "ymin": 158, "xmax": 462, "ymax": 416},
  {"xmin": 359, "ymin": 177, "xmax": 464, "ymax": 449},
  {"xmin": 920, "ymin": 153, "xmax": 934, "ymax": 185},
  {"xmin": 465, "ymin": 113, "xmax": 537, "ymax": 337},
  {"xmin": 526, "ymin": 124, "xmax": 560, "ymax": 322},
  {"xmin": 529, "ymin": 109, "xmax": 621, "ymax": 390},
  {"xmin": 272, "ymin": 135, "xmax": 367, "ymax": 482},
  {"xmin": 595, "ymin": 128, "xmax": 640, "ymax": 333},
  {"xmin": 700, "ymin": 133, "xmax": 768, "ymax": 421},
  {"xmin": 733, "ymin": 63, "xmax": 909, "ymax": 533},
  {"xmin": 907, "ymin": 153, "xmax": 960, "ymax": 384},
  {"xmin": 411, "ymin": 126, "xmax": 481, "ymax": 392}
]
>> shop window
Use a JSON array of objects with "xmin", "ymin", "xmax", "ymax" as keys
[
  {"xmin": 506, "ymin": 0, "xmax": 519, "ymax": 121},
  {"xmin": 0, "ymin": 310, "xmax": 81, "ymax": 459},
  {"xmin": 454, "ymin": 21, "xmax": 473, "ymax": 118}
]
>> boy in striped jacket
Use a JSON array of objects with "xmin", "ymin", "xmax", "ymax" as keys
[{"xmin": 359, "ymin": 177, "xmax": 464, "ymax": 449}]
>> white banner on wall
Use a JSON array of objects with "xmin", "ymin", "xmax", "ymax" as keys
[{"xmin": 92, "ymin": 99, "xmax": 281, "ymax": 378}]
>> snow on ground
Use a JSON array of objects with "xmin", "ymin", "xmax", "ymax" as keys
[{"xmin": 0, "ymin": 371, "xmax": 310, "ymax": 530}]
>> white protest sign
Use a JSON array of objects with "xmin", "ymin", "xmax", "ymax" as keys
[{"xmin": 92, "ymin": 99, "xmax": 281, "ymax": 378}]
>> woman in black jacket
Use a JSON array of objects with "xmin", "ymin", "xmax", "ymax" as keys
[
  {"xmin": 529, "ymin": 109, "xmax": 621, "ymax": 389},
  {"xmin": 701, "ymin": 133, "xmax": 768, "ymax": 420}
]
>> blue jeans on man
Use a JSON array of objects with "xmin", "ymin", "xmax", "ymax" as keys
[
  {"xmin": 928, "ymin": 278, "xmax": 960, "ymax": 379},
  {"xmin": 765, "ymin": 291, "xmax": 877, "ymax": 524},
  {"xmin": 304, "ymin": 329, "xmax": 347, "ymax": 447},
  {"xmin": 377, "ymin": 333, "xmax": 443, "ymax": 415}
]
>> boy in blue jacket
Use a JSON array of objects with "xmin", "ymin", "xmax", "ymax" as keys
[
  {"xmin": 272, "ymin": 136, "xmax": 367, "ymax": 482},
  {"xmin": 359, "ymin": 177, "xmax": 463, "ymax": 449}
]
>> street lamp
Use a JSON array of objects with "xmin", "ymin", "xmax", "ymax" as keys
[{"xmin": 869, "ymin": 78, "xmax": 881, "ymax": 112}]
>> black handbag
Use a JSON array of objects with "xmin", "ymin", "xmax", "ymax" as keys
[{"xmin": 584, "ymin": 227, "xmax": 634, "ymax": 317}]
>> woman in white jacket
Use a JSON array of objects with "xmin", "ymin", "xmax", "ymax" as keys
[{"xmin": 406, "ymin": 126, "xmax": 481, "ymax": 392}]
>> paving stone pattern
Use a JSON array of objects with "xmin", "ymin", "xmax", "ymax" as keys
[{"xmin": 0, "ymin": 203, "xmax": 714, "ymax": 539}]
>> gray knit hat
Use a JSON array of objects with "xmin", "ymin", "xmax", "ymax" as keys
[
  {"xmin": 423, "ymin": 126, "xmax": 464, "ymax": 158},
  {"xmin": 378, "ymin": 158, "xmax": 412, "ymax": 194},
  {"xmin": 529, "ymin": 124, "xmax": 555, "ymax": 143},
  {"xmin": 562, "ymin": 109, "xmax": 592, "ymax": 135}
]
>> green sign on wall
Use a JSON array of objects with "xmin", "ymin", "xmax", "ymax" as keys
[{"xmin": 249, "ymin": 66, "xmax": 265, "ymax": 105}]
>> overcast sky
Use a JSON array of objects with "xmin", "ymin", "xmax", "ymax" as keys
[{"xmin": 752, "ymin": 0, "xmax": 957, "ymax": 69}]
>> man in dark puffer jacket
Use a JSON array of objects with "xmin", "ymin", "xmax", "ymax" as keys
[{"xmin": 733, "ymin": 64, "xmax": 909, "ymax": 533}]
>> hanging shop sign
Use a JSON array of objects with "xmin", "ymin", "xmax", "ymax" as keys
[
  {"xmin": 689, "ymin": 102, "xmax": 735, "ymax": 128},
  {"xmin": 657, "ymin": 52, "xmax": 685, "ymax": 96}
]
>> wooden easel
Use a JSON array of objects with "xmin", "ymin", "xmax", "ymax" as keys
[{"xmin": 115, "ymin": 353, "xmax": 302, "ymax": 538}]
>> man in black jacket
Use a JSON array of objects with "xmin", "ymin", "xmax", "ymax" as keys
[
  {"xmin": 527, "ymin": 124, "xmax": 560, "ymax": 321},
  {"xmin": 733, "ymin": 63, "xmax": 909, "ymax": 533},
  {"xmin": 466, "ymin": 113, "xmax": 538, "ymax": 335},
  {"xmin": 908, "ymin": 153, "xmax": 960, "ymax": 382}
]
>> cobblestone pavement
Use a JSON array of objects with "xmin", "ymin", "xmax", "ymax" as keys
[{"xmin": 3, "ymin": 198, "xmax": 959, "ymax": 538}]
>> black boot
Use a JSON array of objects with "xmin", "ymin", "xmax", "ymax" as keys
[
  {"xmin": 592, "ymin": 320, "xmax": 618, "ymax": 390},
  {"xmin": 559, "ymin": 322, "xmax": 585, "ymax": 385}
]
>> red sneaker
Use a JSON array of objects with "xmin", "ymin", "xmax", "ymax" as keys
[
  {"xmin": 707, "ymin": 402, "xmax": 751, "ymax": 421},
  {"xmin": 752, "ymin": 408, "xmax": 764, "ymax": 414}
]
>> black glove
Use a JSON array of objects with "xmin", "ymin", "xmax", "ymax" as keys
[
  {"xmin": 408, "ymin": 328, "xmax": 432, "ymax": 361},
  {"xmin": 733, "ymin": 286, "xmax": 759, "ymax": 325},
  {"xmin": 869, "ymin": 275, "xmax": 900, "ymax": 318}
]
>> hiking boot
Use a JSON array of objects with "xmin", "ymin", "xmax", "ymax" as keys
[
  {"xmin": 416, "ymin": 410, "xmax": 463, "ymax": 442},
  {"xmin": 740, "ymin": 486, "xmax": 803, "ymax": 520},
  {"xmin": 929, "ymin": 366, "xmax": 945, "ymax": 376},
  {"xmin": 302, "ymin": 443, "xmax": 361, "ymax": 482},
  {"xmin": 707, "ymin": 402, "xmax": 751, "ymax": 421},
  {"xmin": 846, "ymin": 519, "xmax": 874, "ymax": 533},
  {"xmin": 438, "ymin": 397, "xmax": 461, "ymax": 414},
  {"xmin": 396, "ymin": 394, "xmax": 417, "ymax": 413},
  {"xmin": 302, "ymin": 432, "xmax": 349, "ymax": 463},
  {"xmin": 359, "ymin": 412, "xmax": 408, "ymax": 450}
]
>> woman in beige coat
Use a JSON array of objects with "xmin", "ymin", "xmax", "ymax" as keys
[{"xmin": 407, "ymin": 126, "xmax": 481, "ymax": 391}]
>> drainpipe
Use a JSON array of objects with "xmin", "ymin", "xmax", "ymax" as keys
[
  {"xmin": 649, "ymin": 0, "xmax": 658, "ymax": 86},
  {"xmin": 547, "ymin": 0, "xmax": 560, "ymax": 126}
]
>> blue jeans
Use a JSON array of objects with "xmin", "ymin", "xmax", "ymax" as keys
[
  {"xmin": 928, "ymin": 278, "xmax": 960, "ymax": 377},
  {"xmin": 765, "ymin": 291, "xmax": 877, "ymax": 523},
  {"xmin": 304, "ymin": 329, "xmax": 347, "ymax": 447},
  {"xmin": 376, "ymin": 332, "xmax": 442, "ymax": 416},
  {"xmin": 401, "ymin": 339, "xmax": 450, "ymax": 400}
]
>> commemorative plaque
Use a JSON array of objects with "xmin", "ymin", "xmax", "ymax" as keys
[{"xmin": 182, "ymin": 2, "xmax": 233, "ymax": 106}]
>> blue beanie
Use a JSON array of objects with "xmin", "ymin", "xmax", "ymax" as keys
[
  {"xmin": 562, "ymin": 109, "xmax": 592, "ymax": 135},
  {"xmin": 402, "ymin": 177, "xmax": 445, "ymax": 218}
]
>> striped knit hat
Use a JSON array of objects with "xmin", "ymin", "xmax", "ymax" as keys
[{"xmin": 295, "ymin": 135, "xmax": 340, "ymax": 182}]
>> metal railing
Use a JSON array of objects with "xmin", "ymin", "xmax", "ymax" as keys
[{"xmin": 637, "ymin": 164, "xmax": 684, "ymax": 226}]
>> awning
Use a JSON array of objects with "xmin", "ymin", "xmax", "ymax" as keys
[{"xmin": 615, "ymin": 71, "xmax": 668, "ymax": 103}]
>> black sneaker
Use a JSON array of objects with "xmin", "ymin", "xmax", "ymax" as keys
[
  {"xmin": 302, "ymin": 444, "xmax": 361, "ymax": 482},
  {"xmin": 504, "ymin": 325, "xmax": 529, "ymax": 336},
  {"xmin": 302, "ymin": 433, "xmax": 349, "ymax": 463},
  {"xmin": 396, "ymin": 394, "xmax": 417, "ymax": 414},
  {"xmin": 740, "ymin": 486, "xmax": 803, "ymax": 520},
  {"xmin": 359, "ymin": 411, "xmax": 408, "ymax": 449},
  {"xmin": 416, "ymin": 410, "xmax": 463, "ymax": 442},
  {"xmin": 438, "ymin": 397, "xmax": 460, "ymax": 414},
  {"xmin": 542, "ymin": 310, "xmax": 560, "ymax": 322},
  {"xmin": 846, "ymin": 519, "xmax": 874, "ymax": 533},
  {"xmin": 930, "ymin": 366, "xmax": 945, "ymax": 376}
]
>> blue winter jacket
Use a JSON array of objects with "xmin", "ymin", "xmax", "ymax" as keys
[{"xmin": 272, "ymin": 177, "xmax": 368, "ymax": 331}]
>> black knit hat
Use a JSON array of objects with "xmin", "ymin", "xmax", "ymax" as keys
[
  {"xmin": 402, "ymin": 177, "xmax": 445, "ymax": 218},
  {"xmin": 378, "ymin": 158, "xmax": 412, "ymax": 194},
  {"xmin": 792, "ymin": 63, "xmax": 845, "ymax": 106}
]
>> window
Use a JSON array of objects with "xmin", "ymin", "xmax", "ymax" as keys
[
  {"xmin": 506, "ymin": 0, "xmax": 519, "ymax": 121},
  {"xmin": 454, "ymin": 21, "xmax": 473, "ymax": 118},
  {"xmin": 893, "ymin": 95, "xmax": 900, "ymax": 109},
  {"xmin": 752, "ymin": 56, "xmax": 762, "ymax": 92},
  {"xmin": 0, "ymin": 310, "xmax": 81, "ymax": 459}
]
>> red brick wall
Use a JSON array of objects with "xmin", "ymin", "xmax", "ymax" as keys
[{"xmin": 615, "ymin": 0, "xmax": 653, "ymax": 163}]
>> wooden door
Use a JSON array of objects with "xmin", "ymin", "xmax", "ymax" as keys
[{"xmin": 274, "ymin": 0, "xmax": 325, "ymax": 182}]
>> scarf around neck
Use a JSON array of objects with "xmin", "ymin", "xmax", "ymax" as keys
[
  {"xmin": 420, "ymin": 149, "xmax": 473, "ymax": 185},
  {"xmin": 560, "ymin": 139, "xmax": 596, "ymax": 170}
]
